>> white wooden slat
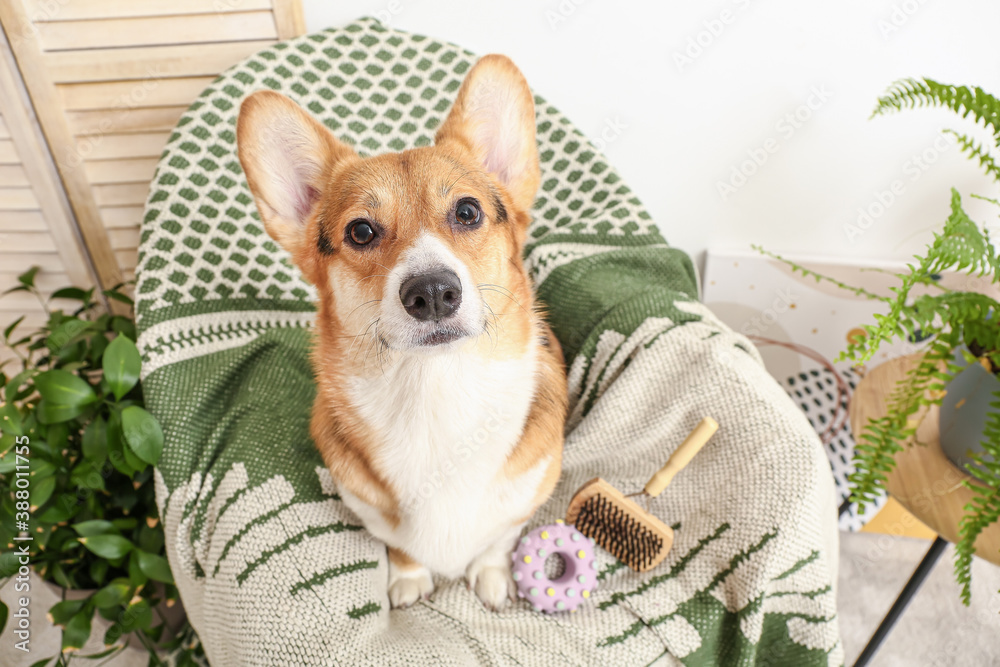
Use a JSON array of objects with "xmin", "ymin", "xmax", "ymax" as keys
[
  {"xmin": 36, "ymin": 12, "xmax": 278, "ymax": 52},
  {"xmin": 0, "ymin": 164, "xmax": 30, "ymax": 187},
  {"xmin": 0, "ymin": 210, "xmax": 47, "ymax": 232},
  {"xmin": 0, "ymin": 252, "xmax": 63, "ymax": 273},
  {"xmin": 0, "ymin": 231, "xmax": 56, "ymax": 252},
  {"xmin": 0, "ymin": 313, "xmax": 47, "ymax": 332},
  {"xmin": 99, "ymin": 206, "xmax": 143, "ymax": 229},
  {"xmin": 108, "ymin": 227, "xmax": 140, "ymax": 250},
  {"xmin": 68, "ymin": 106, "xmax": 187, "ymax": 135},
  {"xmin": 24, "ymin": 0, "xmax": 273, "ymax": 21},
  {"xmin": 45, "ymin": 40, "xmax": 275, "ymax": 83},
  {"xmin": 0, "ymin": 187, "xmax": 39, "ymax": 210},
  {"xmin": 0, "ymin": 115, "xmax": 8, "ymax": 139},
  {"xmin": 74, "ymin": 132, "xmax": 170, "ymax": 161},
  {"xmin": 2, "ymin": 231, "xmax": 55, "ymax": 253},
  {"xmin": 0, "ymin": 0, "xmax": 110, "ymax": 289},
  {"xmin": 84, "ymin": 158, "xmax": 158, "ymax": 185},
  {"xmin": 1, "ymin": 291, "xmax": 72, "ymax": 311},
  {"xmin": 0, "ymin": 310, "xmax": 48, "ymax": 329},
  {"xmin": 93, "ymin": 183, "xmax": 150, "ymax": 207},
  {"xmin": 59, "ymin": 76, "xmax": 215, "ymax": 111},
  {"xmin": 0, "ymin": 139, "xmax": 19, "ymax": 164}
]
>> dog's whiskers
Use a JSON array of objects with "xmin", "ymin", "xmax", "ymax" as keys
[
  {"xmin": 376, "ymin": 330, "xmax": 391, "ymax": 383},
  {"xmin": 477, "ymin": 283, "xmax": 528, "ymax": 314},
  {"xmin": 480, "ymin": 298, "xmax": 502, "ymax": 353},
  {"xmin": 347, "ymin": 298, "xmax": 382, "ymax": 320},
  {"xmin": 349, "ymin": 316, "xmax": 381, "ymax": 361},
  {"xmin": 360, "ymin": 320, "xmax": 381, "ymax": 372},
  {"xmin": 355, "ymin": 274, "xmax": 390, "ymax": 285}
]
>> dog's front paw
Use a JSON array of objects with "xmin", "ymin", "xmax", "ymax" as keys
[
  {"xmin": 467, "ymin": 557, "xmax": 515, "ymax": 610},
  {"xmin": 388, "ymin": 565, "xmax": 434, "ymax": 609}
]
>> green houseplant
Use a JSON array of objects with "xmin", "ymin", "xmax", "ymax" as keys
[
  {"xmin": 758, "ymin": 78, "xmax": 1000, "ymax": 604},
  {"xmin": 0, "ymin": 268, "xmax": 203, "ymax": 665}
]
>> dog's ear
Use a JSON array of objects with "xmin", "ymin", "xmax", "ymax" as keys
[
  {"xmin": 237, "ymin": 91, "xmax": 356, "ymax": 257},
  {"xmin": 435, "ymin": 55, "xmax": 540, "ymax": 212}
]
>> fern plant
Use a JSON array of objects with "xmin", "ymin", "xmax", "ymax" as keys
[{"xmin": 758, "ymin": 78, "xmax": 1000, "ymax": 605}]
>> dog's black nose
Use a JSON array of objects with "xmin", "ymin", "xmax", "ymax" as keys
[{"xmin": 399, "ymin": 270, "xmax": 463, "ymax": 321}]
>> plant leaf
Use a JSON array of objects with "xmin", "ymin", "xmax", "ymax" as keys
[
  {"xmin": 103, "ymin": 289, "xmax": 134, "ymax": 306},
  {"xmin": 105, "ymin": 412, "xmax": 135, "ymax": 477},
  {"xmin": 89, "ymin": 559, "xmax": 109, "ymax": 587},
  {"xmin": 121, "ymin": 438, "xmax": 146, "ymax": 471},
  {"xmin": 30, "ymin": 459, "xmax": 56, "ymax": 480},
  {"xmin": 38, "ymin": 494, "xmax": 77, "ymax": 523},
  {"xmin": 30, "ymin": 475, "xmax": 56, "ymax": 508},
  {"xmin": 0, "ymin": 402, "xmax": 22, "ymax": 436},
  {"xmin": 37, "ymin": 400, "xmax": 87, "ymax": 425},
  {"xmin": 3, "ymin": 315, "xmax": 24, "ymax": 341},
  {"xmin": 17, "ymin": 266, "xmax": 39, "ymax": 288},
  {"xmin": 5, "ymin": 369, "xmax": 35, "ymax": 403},
  {"xmin": 103, "ymin": 335, "xmax": 141, "ymax": 401},
  {"xmin": 0, "ymin": 552, "xmax": 20, "ymax": 577},
  {"xmin": 78, "ymin": 534, "xmax": 133, "ymax": 559},
  {"xmin": 119, "ymin": 600, "xmax": 152, "ymax": 632},
  {"xmin": 34, "ymin": 369, "xmax": 97, "ymax": 408},
  {"xmin": 121, "ymin": 406, "xmax": 163, "ymax": 466},
  {"xmin": 50, "ymin": 287, "xmax": 90, "ymax": 302},
  {"xmin": 127, "ymin": 551, "xmax": 148, "ymax": 589},
  {"xmin": 111, "ymin": 517, "xmax": 137, "ymax": 531},
  {"xmin": 110, "ymin": 316, "xmax": 136, "ymax": 341},
  {"xmin": 46, "ymin": 318, "xmax": 92, "ymax": 353},
  {"xmin": 136, "ymin": 550, "xmax": 174, "ymax": 584},
  {"xmin": 48, "ymin": 599, "xmax": 87, "ymax": 625},
  {"xmin": 62, "ymin": 608, "xmax": 93, "ymax": 651},
  {"xmin": 73, "ymin": 520, "xmax": 119, "ymax": 537},
  {"xmin": 91, "ymin": 579, "xmax": 131, "ymax": 609},
  {"xmin": 82, "ymin": 416, "xmax": 107, "ymax": 464},
  {"xmin": 0, "ymin": 600, "xmax": 7, "ymax": 636}
]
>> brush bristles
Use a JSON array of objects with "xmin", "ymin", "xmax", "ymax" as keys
[
  {"xmin": 566, "ymin": 478, "xmax": 675, "ymax": 572},
  {"xmin": 575, "ymin": 493, "xmax": 665, "ymax": 572}
]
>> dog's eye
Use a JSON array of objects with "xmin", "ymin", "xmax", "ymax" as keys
[
  {"xmin": 455, "ymin": 199, "xmax": 481, "ymax": 226},
  {"xmin": 348, "ymin": 219, "xmax": 376, "ymax": 245}
]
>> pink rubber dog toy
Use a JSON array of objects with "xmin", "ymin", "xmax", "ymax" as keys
[{"xmin": 511, "ymin": 520, "xmax": 598, "ymax": 613}]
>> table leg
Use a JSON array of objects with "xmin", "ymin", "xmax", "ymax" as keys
[
  {"xmin": 853, "ymin": 536, "xmax": 948, "ymax": 667},
  {"xmin": 838, "ymin": 497, "xmax": 852, "ymax": 517}
]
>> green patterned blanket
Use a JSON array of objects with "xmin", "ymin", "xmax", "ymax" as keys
[{"xmin": 135, "ymin": 18, "xmax": 842, "ymax": 666}]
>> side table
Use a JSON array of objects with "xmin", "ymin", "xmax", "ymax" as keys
[{"xmin": 848, "ymin": 353, "xmax": 1000, "ymax": 666}]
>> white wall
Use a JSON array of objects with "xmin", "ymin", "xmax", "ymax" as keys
[{"xmin": 302, "ymin": 0, "xmax": 1000, "ymax": 269}]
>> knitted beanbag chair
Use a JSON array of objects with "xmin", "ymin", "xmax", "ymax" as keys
[{"xmin": 135, "ymin": 18, "xmax": 842, "ymax": 666}]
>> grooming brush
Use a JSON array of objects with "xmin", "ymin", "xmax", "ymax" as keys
[{"xmin": 565, "ymin": 416, "xmax": 719, "ymax": 572}]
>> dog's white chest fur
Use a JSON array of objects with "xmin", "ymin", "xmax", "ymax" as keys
[{"xmin": 341, "ymin": 344, "xmax": 546, "ymax": 578}]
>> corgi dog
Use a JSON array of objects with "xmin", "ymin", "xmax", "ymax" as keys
[{"xmin": 237, "ymin": 55, "xmax": 568, "ymax": 609}]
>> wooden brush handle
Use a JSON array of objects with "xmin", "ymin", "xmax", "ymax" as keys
[{"xmin": 643, "ymin": 417, "xmax": 719, "ymax": 497}]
